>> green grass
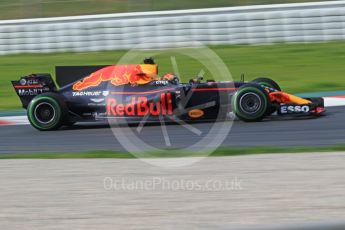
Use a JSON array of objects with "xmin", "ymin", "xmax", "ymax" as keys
[
  {"xmin": 1, "ymin": 145, "xmax": 345, "ymax": 159},
  {"xmin": 0, "ymin": 0, "xmax": 328, "ymax": 20},
  {"xmin": 2, "ymin": 41, "xmax": 345, "ymax": 111}
]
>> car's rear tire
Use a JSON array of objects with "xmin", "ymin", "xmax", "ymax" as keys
[
  {"xmin": 27, "ymin": 93, "xmax": 67, "ymax": 131},
  {"xmin": 252, "ymin": 77, "xmax": 281, "ymax": 91},
  {"xmin": 232, "ymin": 84, "xmax": 270, "ymax": 122}
]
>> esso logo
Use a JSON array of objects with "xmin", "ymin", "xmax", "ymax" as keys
[{"xmin": 280, "ymin": 105, "xmax": 310, "ymax": 114}]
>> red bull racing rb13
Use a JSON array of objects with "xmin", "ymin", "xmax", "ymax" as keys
[{"xmin": 12, "ymin": 58, "xmax": 325, "ymax": 131}]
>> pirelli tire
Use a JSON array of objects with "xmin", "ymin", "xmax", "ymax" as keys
[
  {"xmin": 27, "ymin": 93, "xmax": 68, "ymax": 131},
  {"xmin": 251, "ymin": 77, "xmax": 281, "ymax": 91},
  {"xmin": 232, "ymin": 84, "xmax": 270, "ymax": 122},
  {"xmin": 252, "ymin": 77, "xmax": 281, "ymax": 115}
]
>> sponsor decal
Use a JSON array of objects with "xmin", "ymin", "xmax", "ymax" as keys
[
  {"xmin": 88, "ymin": 103, "xmax": 106, "ymax": 106},
  {"xmin": 102, "ymin": 91, "xmax": 110, "ymax": 97},
  {"xmin": 90, "ymin": 98, "xmax": 105, "ymax": 103},
  {"xmin": 19, "ymin": 79, "xmax": 27, "ymax": 85},
  {"xmin": 19, "ymin": 78, "xmax": 40, "ymax": 86},
  {"xmin": 93, "ymin": 112, "xmax": 107, "ymax": 119},
  {"xmin": 107, "ymin": 93, "xmax": 173, "ymax": 116},
  {"xmin": 188, "ymin": 109, "xmax": 204, "ymax": 119},
  {"xmin": 73, "ymin": 91, "xmax": 102, "ymax": 97},
  {"xmin": 152, "ymin": 80, "xmax": 169, "ymax": 86},
  {"xmin": 17, "ymin": 88, "xmax": 44, "ymax": 96},
  {"xmin": 82, "ymin": 112, "xmax": 107, "ymax": 118},
  {"xmin": 26, "ymin": 78, "xmax": 39, "ymax": 85},
  {"xmin": 73, "ymin": 64, "xmax": 157, "ymax": 91},
  {"xmin": 280, "ymin": 105, "xmax": 310, "ymax": 114}
]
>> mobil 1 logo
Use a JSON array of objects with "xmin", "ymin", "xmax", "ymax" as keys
[{"xmin": 18, "ymin": 88, "xmax": 44, "ymax": 96}]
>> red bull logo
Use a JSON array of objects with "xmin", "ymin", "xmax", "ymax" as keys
[
  {"xmin": 73, "ymin": 64, "xmax": 157, "ymax": 91},
  {"xmin": 106, "ymin": 93, "xmax": 173, "ymax": 116}
]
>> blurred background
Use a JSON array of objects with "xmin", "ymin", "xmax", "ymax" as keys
[
  {"xmin": 1, "ymin": 0, "xmax": 345, "ymax": 111},
  {"xmin": 0, "ymin": 0, "xmax": 328, "ymax": 19}
]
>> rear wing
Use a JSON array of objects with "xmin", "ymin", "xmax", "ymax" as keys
[{"xmin": 11, "ymin": 74, "xmax": 57, "ymax": 109}]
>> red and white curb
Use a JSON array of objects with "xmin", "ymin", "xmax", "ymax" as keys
[
  {"xmin": 0, "ymin": 116, "xmax": 29, "ymax": 126},
  {"xmin": 1, "ymin": 96, "xmax": 345, "ymax": 126},
  {"xmin": 323, "ymin": 96, "xmax": 345, "ymax": 107}
]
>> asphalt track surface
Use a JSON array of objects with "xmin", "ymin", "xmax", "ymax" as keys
[{"xmin": 1, "ymin": 106, "xmax": 345, "ymax": 153}]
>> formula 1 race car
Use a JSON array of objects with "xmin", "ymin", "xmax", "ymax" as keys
[{"xmin": 12, "ymin": 59, "xmax": 325, "ymax": 131}]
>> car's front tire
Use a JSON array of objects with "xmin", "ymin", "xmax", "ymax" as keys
[
  {"xmin": 251, "ymin": 77, "xmax": 281, "ymax": 91},
  {"xmin": 232, "ymin": 84, "xmax": 270, "ymax": 122},
  {"xmin": 27, "ymin": 93, "xmax": 67, "ymax": 131},
  {"xmin": 252, "ymin": 77, "xmax": 281, "ymax": 115}
]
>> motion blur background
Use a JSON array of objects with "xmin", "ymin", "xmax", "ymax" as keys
[
  {"xmin": 0, "ymin": 0, "xmax": 328, "ymax": 19},
  {"xmin": 1, "ymin": 0, "xmax": 345, "ymax": 110}
]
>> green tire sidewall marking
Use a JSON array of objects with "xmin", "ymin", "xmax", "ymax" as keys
[
  {"xmin": 232, "ymin": 86, "xmax": 268, "ymax": 120},
  {"xmin": 28, "ymin": 96, "xmax": 62, "ymax": 130}
]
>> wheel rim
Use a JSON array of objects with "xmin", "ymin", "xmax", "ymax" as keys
[
  {"xmin": 239, "ymin": 92, "xmax": 262, "ymax": 114},
  {"xmin": 34, "ymin": 102, "xmax": 56, "ymax": 124}
]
